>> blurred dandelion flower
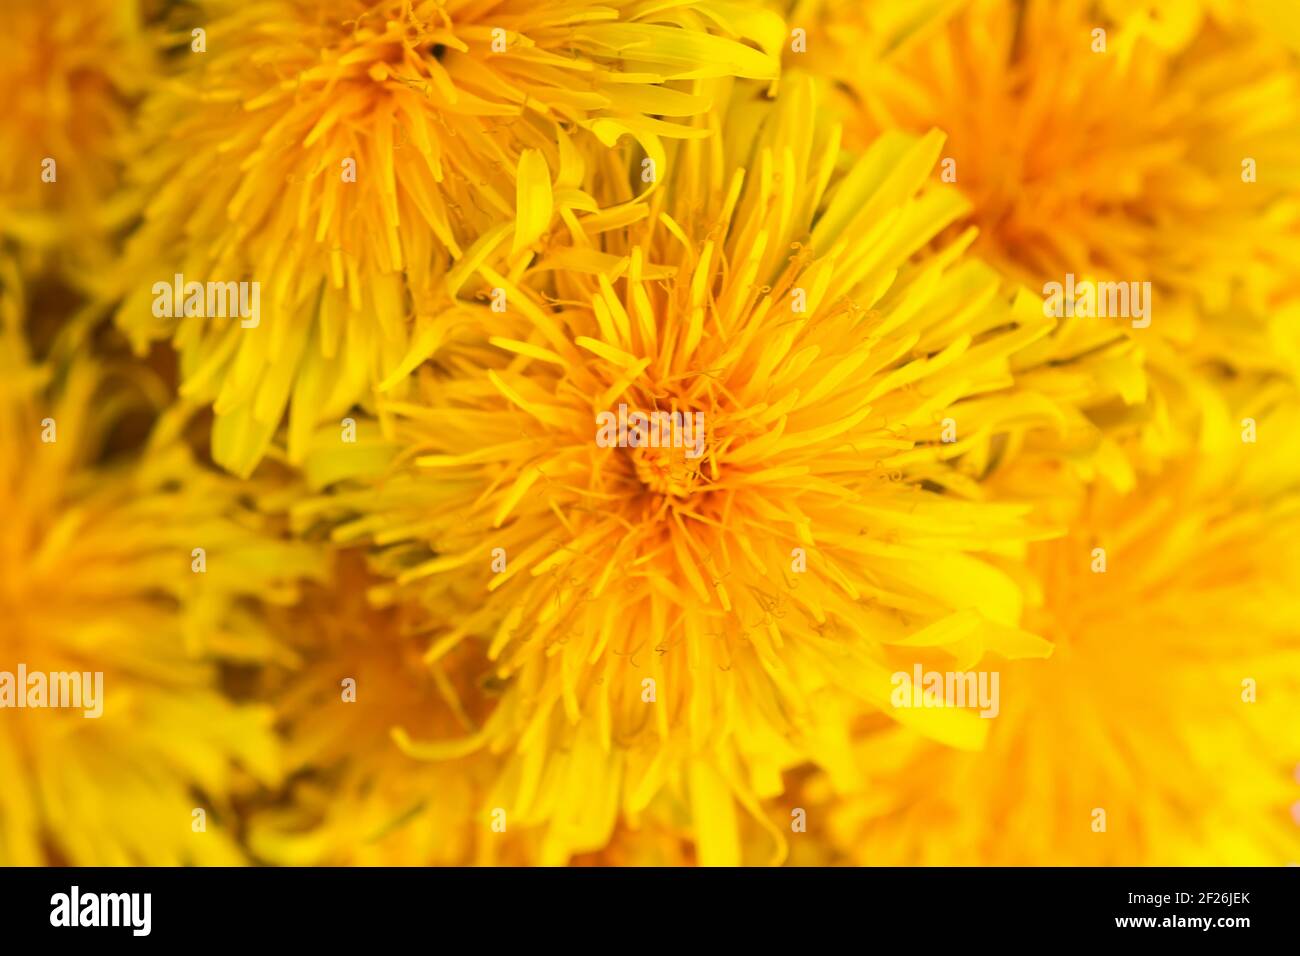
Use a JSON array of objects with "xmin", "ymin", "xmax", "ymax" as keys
[
  {"xmin": 247, "ymin": 552, "xmax": 516, "ymax": 866},
  {"xmin": 816, "ymin": 388, "xmax": 1300, "ymax": 865},
  {"xmin": 806, "ymin": 0, "xmax": 1300, "ymax": 479},
  {"xmin": 0, "ymin": 261, "xmax": 324, "ymax": 864},
  {"xmin": 0, "ymin": 0, "xmax": 158, "ymax": 280},
  {"xmin": 825, "ymin": 0, "xmax": 1300, "ymax": 349},
  {"xmin": 112, "ymin": 0, "xmax": 783, "ymax": 478}
]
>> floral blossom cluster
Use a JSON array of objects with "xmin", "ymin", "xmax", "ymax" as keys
[{"xmin": 1, "ymin": 0, "xmax": 1297, "ymax": 866}]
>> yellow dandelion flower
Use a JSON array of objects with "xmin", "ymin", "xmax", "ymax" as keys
[
  {"xmin": 298, "ymin": 76, "xmax": 1068, "ymax": 864},
  {"xmin": 112, "ymin": 0, "xmax": 783, "ymax": 478},
  {"xmin": 802, "ymin": 0, "xmax": 1300, "ymax": 483},
  {"xmin": 0, "ymin": 261, "xmax": 325, "ymax": 865},
  {"xmin": 0, "ymin": 0, "xmax": 158, "ymax": 279},
  {"xmin": 817, "ymin": 388, "xmax": 1300, "ymax": 865},
  {"xmin": 823, "ymin": 0, "xmax": 1300, "ymax": 360},
  {"xmin": 247, "ymin": 551, "xmax": 518, "ymax": 866}
]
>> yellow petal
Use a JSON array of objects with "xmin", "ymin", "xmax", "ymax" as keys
[{"xmin": 513, "ymin": 149, "xmax": 553, "ymax": 255}]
